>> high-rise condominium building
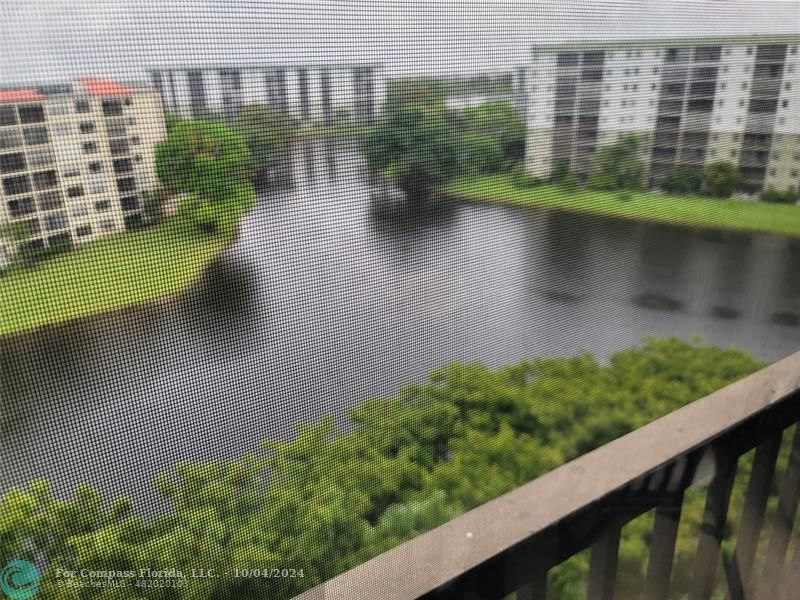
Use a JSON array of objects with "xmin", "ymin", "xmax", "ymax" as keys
[
  {"xmin": 148, "ymin": 64, "xmax": 386, "ymax": 125},
  {"xmin": 523, "ymin": 35, "xmax": 800, "ymax": 195},
  {"xmin": 0, "ymin": 78, "xmax": 166, "ymax": 268}
]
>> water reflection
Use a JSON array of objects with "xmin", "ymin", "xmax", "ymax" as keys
[{"xmin": 2, "ymin": 138, "xmax": 799, "ymax": 508}]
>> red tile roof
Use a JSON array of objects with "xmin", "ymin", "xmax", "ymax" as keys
[
  {"xmin": 0, "ymin": 90, "xmax": 44, "ymax": 103},
  {"xmin": 78, "ymin": 78, "xmax": 132, "ymax": 97}
]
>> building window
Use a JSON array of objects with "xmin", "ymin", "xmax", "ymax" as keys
[
  {"xmin": 786, "ymin": 82, "xmax": 793, "ymax": 91},
  {"xmin": 0, "ymin": 129, "xmax": 22, "ymax": 150},
  {"xmin": 82, "ymin": 142, "xmax": 98, "ymax": 154},
  {"xmin": 130, "ymin": 136, "xmax": 141, "ymax": 145},
  {"xmin": 89, "ymin": 180, "xmax": 107, "ymax": 194},
  {"xmin": 720, "ymin": 83, "xmax": 726, "ymax": 89},
  {"xmin": 23, "ymin": 127, "xmax": 49, "ymax": 146},
  {"xmin": 652, "ymin": 67, "xmax": 658, "ymax": 75},
  {"xmin": 18, "ymin": 104, "xmax": 46, "ymax": 124},
  {"xmin": 710, "ymin": 149, "xmax": 717, "ymax": 157},
  {"xmin": 116, "ymin": 177, "xmax": 136, "ymax": 193},
  {"xmin": 741, "ymin": 82, "xmax": 748, "ymax": 90},
  {"xmin": 791, "ymin": 46, "xmax": 798, "ymax": 55},
  {"xmin": 718, "ymin": 100, "xmax": 724, "ymax": 107},
  {"xmin": 94, "ymin": 200, "xmax": 110, "ymax": 212},
  {"xmin": 89, "ymin": 161, "xmax": 104, "ymax": 173},
  {"xmin": 782, "ymin": 100, "xmax": 789, "ymax": 108},
  {"xmin": 133, "ymin": 154, "xmax": 143, "ymax": 163},
  {"xmin": 105, "ymin": 118, "xmax": 127, "ymax": 137},
  {"xmin": 100, "ymin": 219, "xmax": 115, "ymax": 232},
  {"xmin": 0, "ymin": 105, "xmax": 18, "ymax": 126},
  {"xmin": 7, "ymin": 196, "xmax": 35, "ymax": 218},
  {"xmin": 120, "ymin": 195, "xmax": 139, "ymax": 211},
  {"xmin": 743, "ymin": 65, "xmax": 749, "ymax": 73},
  {"xmin": 63, "ymin": 167, "xmax": 80, "ymax": 178},
  {"xmin": 651, "ymin": 83, "xmax": 656, "ymax": 90},
  {"xmin": 634, "ymin": 67, "xmax": 639, "ymax": 75},
  {"xmin": 794, "ymin": 151, "xmax": 800, "ymax": 161},
  {"xmin": 2, "ymin": 174, "xmax": 31, "ymax": 195},
  {"xmin": 27, "ymin": 147, "xmax": 55, "ymax": 168},
  {"xmin": 79, "ymin": 121, "xmax": 96, "ymax": 134},
  {"xmin": 788, "ymin": 64, "xmax": 795, "ymax": 73},
  {"xmin": 66, "ymin": 185, "xmax": 84, "ymax": 198},
  {"xmin": 773, "ymin": 152, "xmax": 781, "ymax": 160},
  {"xmin": 74, "ymin": 99, "xmax": 91, "ymax": 114},
  {"xmin": 48, "ymin": 102, "xmax": 69, "ymax": 116},
  {"xmin": 124, "ymin": 97, "xmax": 133, "ymax": 106},
  {"xmin": 76, "ymin": 225, "xmax": 93, "ymax": 238},
  {"xmin": 101, "ymin": 99, "xmax": 124, "ymax": 117},
  {"xmin": 0, "ymin": 152, "xmax": 27, "ymax": 174},
  {"xmin": 739, "ymin": 99, "xmax": 745, "ymax": 107},
  {"xmin": 109, "ymin": 139, "xmax": 129, "ymax": 156},
  {"xmin": 42, "ymin": 211, "xmax": 68, "ymax": 231},
  {"xmin": 722, "ymin": 65, "xmax": 728, "ymax": 73},
  {"xmin": 730, "ymin": 149, "xmax": 737, "ymax": 158},
  {"xmin": 112, "ymin": 158, "xmax": 133, "ymax": 174},
  {"xmin": 32, "ymin": 170, "xmax": 58, "ymax": 190},
  {"xmin": 37, "ymin": 190, "xmax": 64, "ymax": 211},
  {"xmin": 51, "ymin": 122, "xmax": 72, "ymax": 136},
  {"xmin": 792, "ymin": 170, "xmax": 799, "ymax": 178},
  {"xmin": 770, "ymin": 169, "xmax": 776, "ymax": 176},
  {"xmin": 69, "ymin": 204, "xmax": 89, "ymax": 218},
  {"xmin": 127, "ymin": 117, "xmax": 136, "ymax": 126},
  {"xmin": 746, "ymin": 47, "xmax": 753, "ymax": 55}
]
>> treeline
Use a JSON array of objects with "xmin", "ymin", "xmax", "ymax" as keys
[
  {"xmin": 361, "ymin": 93, "xmax": 525, "ymax": 199},
  {"xmin": 0, "ymin": 338, "xmax": 771, "ymax": 599},
  {"xmin": 387, "ymin": 74, "xmax": 514, "ymax": 104}
]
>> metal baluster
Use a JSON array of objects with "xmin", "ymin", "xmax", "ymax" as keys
[
  {"xmin": 587, "ymin": 526, "xmax": 622, "ymax": 600},
  {"xmin": 727, "ymin": 433, "xmax": 782, "ymax": 598},
  {"xmin": 688, "ymin": 448, "xmax": 738, "ymax": 600},
  {"xmin": 516, "ymin": 569, "xmax": 548, "ymax": 600},
  {"xmin": 755, "ymin": 425, "xmax": 800, "ymax": 599}
]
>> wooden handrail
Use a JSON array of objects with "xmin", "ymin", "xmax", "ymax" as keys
[{"xmin": 294, "ymin": 351, "xmax": 800, "ymax": 600}]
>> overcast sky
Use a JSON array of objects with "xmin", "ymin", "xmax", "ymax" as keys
[{"xmin": 1, "ymin": 0, "xmax": 799, "ymax": 85}]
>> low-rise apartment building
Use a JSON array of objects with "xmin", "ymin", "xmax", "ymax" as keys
[
  {"xmin": 522, "ymin": 35, "xmax": 800, "ymax": 195},
  {"xmin": 0, "ymin": 78, "xmax": 166, "ymax": 268}
]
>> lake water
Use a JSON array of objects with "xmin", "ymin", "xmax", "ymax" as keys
[{"xmin": 2, "ymin": 138, "xmax": 799, "ymax": 510}]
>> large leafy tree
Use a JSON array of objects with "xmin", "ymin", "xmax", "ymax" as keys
[
  {"xmin": 703, "ymin": 161, "xmax": 742, "ymax": 198},
  {"xmin": 587, "ymin": 134, "xmax": 645, "ymax": 190},
  {"xmin": 462, "ymin": 100, "xmax": 526, "ymax": 162},
  {"xmin": 360, "ymin": 104, "xmax": 462, "ymax": 199},
  {"xmin": 155, "ymin": 118, "xmax": 250, "ymax": 203},
  {"xmin": 231, "ymin": 104, "xmax": 298, "ymax": 180}
]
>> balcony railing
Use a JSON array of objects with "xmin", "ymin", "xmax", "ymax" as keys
[{"xmin": 295, "ymin": 351, "xmax": 800, "ymax": 600}]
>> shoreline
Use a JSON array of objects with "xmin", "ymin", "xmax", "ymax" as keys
[
  {"xmin": 0, "ymin": 224, "xmax": 240, "ymax": 340},
  {"xmin": 444, "ymin": 177, "xmax": 800, "ymax": 240}
]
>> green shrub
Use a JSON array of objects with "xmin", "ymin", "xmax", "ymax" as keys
[
  {"xmin": 760, "ymin": 187, "xmax": 799, "ymax": 204},
  {"xmin": 660, "ymin": 166, "xmax": 702, "ymax": 195}
]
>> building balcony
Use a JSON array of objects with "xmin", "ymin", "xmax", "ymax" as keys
[{"xmin": 295, "ymin": 353, "xmax": 800, "ymax": 600}]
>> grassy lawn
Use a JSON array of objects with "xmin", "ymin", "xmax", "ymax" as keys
[
  {"xmin": 0, "ymin": 220, "xmax": 231, "ymax": 336},
  {"xmin": 446, "ymin": 175, "xmax": 800, "ymax": 237}
]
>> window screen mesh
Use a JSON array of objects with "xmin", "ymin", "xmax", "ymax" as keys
[{"xmin": 1, "ymin": 2, "xmax": 800, "ymax": 599}]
